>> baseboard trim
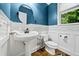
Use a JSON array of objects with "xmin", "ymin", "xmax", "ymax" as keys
[{"xmin": 17, "ymin": 52, "xmax": 25, "ymax": 56}]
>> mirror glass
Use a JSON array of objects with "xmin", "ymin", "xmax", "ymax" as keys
[{"xmin": 18, "ymin": 11, "xmax": 27, "ymax": 24}]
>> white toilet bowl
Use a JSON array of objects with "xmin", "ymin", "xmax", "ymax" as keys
[{"xmin": 44, "ymin": 35, "xmax": 58, "ymax": 55}]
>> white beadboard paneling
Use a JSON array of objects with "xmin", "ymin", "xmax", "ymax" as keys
[
  {"xmin": 27, "ymin": 24, "xmax": 48, "ymax": 34},
  {"xmin": 8, "ymin": 34, "xmax": 25, "ymax": 56}
]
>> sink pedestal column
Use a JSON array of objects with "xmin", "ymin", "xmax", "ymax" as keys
[{"xmin": 24, "ymin": 42, "xmax": 32, "ymax": 56}]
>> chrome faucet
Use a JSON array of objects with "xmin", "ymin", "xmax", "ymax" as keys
[{"xmin": 24, "ymin": 28, "xmax": 29, "ymax": 33}]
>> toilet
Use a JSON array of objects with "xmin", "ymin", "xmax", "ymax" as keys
[{"xmin": 43, "ymin": 34, "xmax": 58, "ymax": 55}]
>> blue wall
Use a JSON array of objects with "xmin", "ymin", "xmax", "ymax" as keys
[
  {"xmin": 0, "ymin": 3, "xmax": 57, "ymax": 25},
  {"xmin": 19, "ymin": 4, "xmax": 35, "ymax": 24},
  {"xmin": 10, "ymin": 3, "xmax": 48, "ymax": 25},
  {"xmin": 48, "ymin": 3, "xmax": 57, "ymax": 25},
  {"xmin": 31, "ymin": 3, "xmax": 48, "ymax": 25},
  {"xmin": 10, "ymin": 3, "xmax": 22, "ymax": 22},
  {"xmin": 0, "ymin": 3, "xmax": 10, "ymax": 18}
]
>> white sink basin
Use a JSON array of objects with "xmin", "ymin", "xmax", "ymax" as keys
[{"xmin": 14, "ymin": 31, "xmax": 38, "ymax": 42}]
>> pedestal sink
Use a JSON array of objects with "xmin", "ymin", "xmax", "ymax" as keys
[
  {"xmin": 13, "ymin": 30, "xmax": 39, "ymax": 56},
  {"xmin": 14, "ymin": 31, "xmax": 38, "ymax": 42}
]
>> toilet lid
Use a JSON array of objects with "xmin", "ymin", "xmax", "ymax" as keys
[{"xmin": 45, "ymin": 41, "xmax": 58, "ymax": 46}]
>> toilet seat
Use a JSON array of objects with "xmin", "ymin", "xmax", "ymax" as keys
[{"xmin": 45, "ymin": 41, "xmax": 57, "ymax": 48}]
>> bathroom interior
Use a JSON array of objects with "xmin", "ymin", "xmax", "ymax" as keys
[{"xmin": 0, "ymin": 3, "xmax": 79, "ymax": 56}]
